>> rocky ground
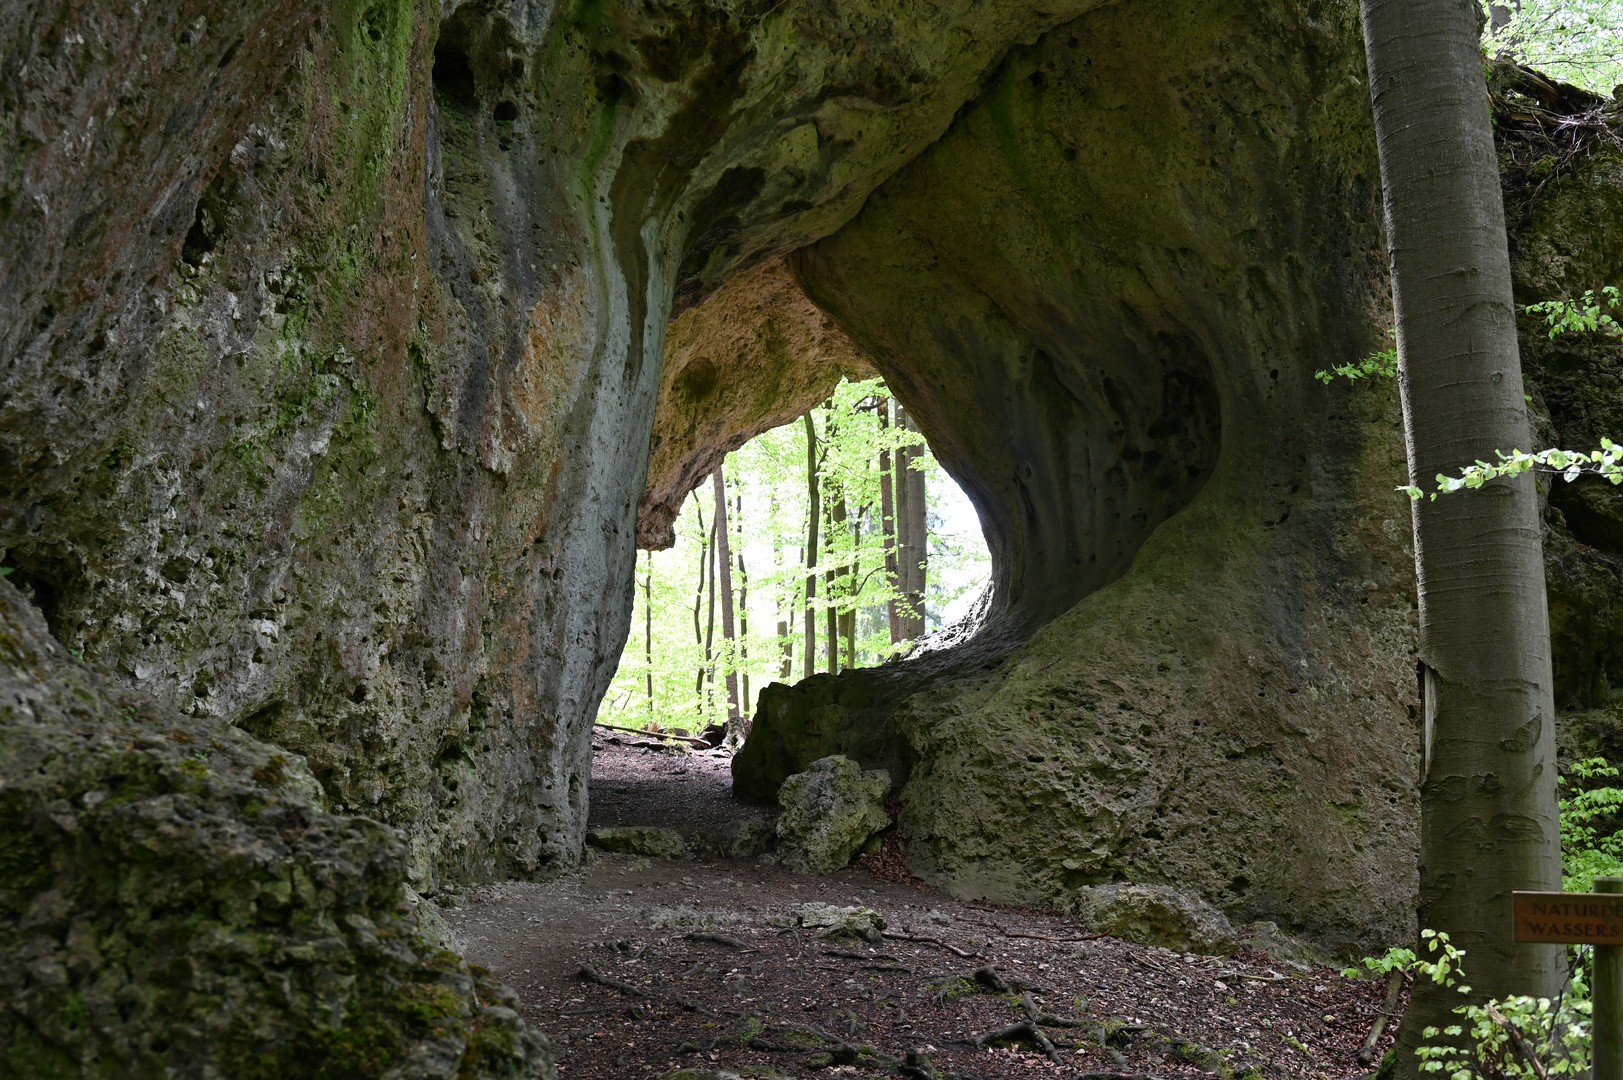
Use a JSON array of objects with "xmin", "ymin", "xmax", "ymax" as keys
[{"xmin": 437, "ymin": 739, "xmax": 1402, "ymax": 1080}]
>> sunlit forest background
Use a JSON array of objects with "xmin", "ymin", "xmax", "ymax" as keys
[{"xmin": 597, "ymin": 377, "xmax": 991, "ymax": 736}]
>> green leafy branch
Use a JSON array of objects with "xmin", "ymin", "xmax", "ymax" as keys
[
  {"xmin": 1398, "ymin": 438, "xmax": 1623, "ymax": 501},
  {"xmin": 1525, "ymin": 286, "xmax": 1621, "ymax": 339},
  {"xmin": 1315, "ymin": 346, "xmax": 1398, "ymax": 385}
]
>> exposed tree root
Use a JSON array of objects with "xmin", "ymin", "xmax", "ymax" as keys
[
  {"xmin": 973, "ymin": 1019, "xmax": 1065, "ymax": 1064},
  {"xmin": 576, "ymin": 964, "xmax": 649, "ymax": 998}
]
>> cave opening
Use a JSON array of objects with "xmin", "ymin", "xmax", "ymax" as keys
[{"xmin": 597, "ymin": 374, "xmax": 990, "ymax": 746}]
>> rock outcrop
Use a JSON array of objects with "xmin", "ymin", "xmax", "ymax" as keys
[
  {"xmin": 774, "ymin": 755, "xmax": 892, "ymax": 876},
  {"xmin": 1070, "ymin": 885, "xmax": 1238, "ymax": 957},
  {"xmin": 586, "ymin": 825, "xmax": 688, "ymax": 860},
  {"xmin": 0, "ymin": 579, "xmax": 553, "ymax": 1078}
]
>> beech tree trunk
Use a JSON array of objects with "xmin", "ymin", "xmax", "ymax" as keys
[
  {"xmin": 737, "ymin": 493, "xmax": 750, "ymax": 724},
  {"xmin": 879, "ymin": 398, "xmax": 903, "ymax": 644},
  {"xmin": 1361, "ymin": 0, "xmax": 1563, "ymax": 1066},
  {"xmin": 803, "ymin": 413, "xmax": 819, "ymax": 680},
  {"xmin": 896, "ymin": 408, "xmax": 928, "ymax": 638},
  {"xmin": 713, "ymin": 467, "xmax": 741, "ymax": 728},
  {"xmin": 644, "ymin": 549, "xmax": 654, "ymax": 721}
]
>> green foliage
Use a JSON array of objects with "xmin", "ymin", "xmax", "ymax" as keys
[
  {"xmin": 1525, "ymin": 287, "xmax": 1621, "ymax": 339},
  {"xmin": 1418, "ymin": 994, "xmax": 1590, "ymax": 1079},
  {"xmin": 1315, "ymin": 346, "xmax": 1397, "ymax": 384},
  {"xmin": 1398, "ymin": 438, "xmax": 1623, "ymax": 501},
  {"xmin": 1342, "ymin": 944, "xmax": 1418, "ymax": 980},
  {"xmin": 1561, "ymin": 757, "xmax": 1623, "ymax": 891},
  {"xmin": 1484, "ymin": 1, "xmax": 1623, "ymax": 91}
]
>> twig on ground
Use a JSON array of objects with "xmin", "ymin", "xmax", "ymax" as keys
[
  {"xmin": 685, "ymin": 932, "xmax": 751, "ymax": 950},
  {"xmin": 883, "ymin": 930, "xmax": 981, "ymax": 959},
  {"xmin": 1018, "ymin": 991, "xmax": 1087, "ymax": 1028},
  {"xmin": 577, "ymin": 964, "xmax": 648, "ymax": 997},
  {"xmin": 1216, "ymin": 968, "xmax": 1288, "ymax": 982},
  {"xmin": 1003, "ymin": 930, "xmax": 1106, "ymax": 943},
  {"xmin": 593, "ymin": 720, "xmax": 708, "ymax": 747}
]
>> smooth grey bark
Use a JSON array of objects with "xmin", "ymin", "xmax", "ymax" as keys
[
  {"xmin": 880, "ymin": 398, "xmax": 904, "ymax": 644},
  {"xmin": 804, "ymin": 414, "xmax": 820, "ymax": 680},
  {"xmin": 713, "ymin": 467, "xmax": 741, "ymax": 728},
  {"xmin": 1361, "ymin": 0, "xmax": 1562, "ymax": 1066},
  {"xmin": 897, "ymin": 409, "xmax": 929, "ymax": 638}
]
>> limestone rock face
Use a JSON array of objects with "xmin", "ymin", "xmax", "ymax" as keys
[
  {"xmin": 0, "ymin": 0, "xmax": 1112, "ymax": 895},
  {"xmin": 637, "ymin": 259, "xmax": 875, "ymax": 549},
  {"xmin": 586, "ymin": 826, "xmax": 688, "ymax": 860},
  {"xmin": 0, "ymin": 580, "xmax": 552, "ymax": 1079},
  {"xmin": 1070, "ymin": 885, "xmax": 1238, "ymax": 957},
  {"xmin": 775, "ymin": 756, "xmax": 891, "ymax": 875}
]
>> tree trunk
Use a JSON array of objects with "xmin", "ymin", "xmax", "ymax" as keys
[
  {"xmin": 897, "ymin": 408, "xmax": 928, "ymax": 638},
  {"xmin": 736, "ymin": 492, "xmax": 750, "ymax": 725},
  {"xmin": 713, "ymin": 467, "xmax": 741, "ymax": 729},
  {"xmin": 693, "ymin": 501, "xmax": 709, "ymax": 707},
  {"xmin": 705, "ymin": 504, "xmax": 717, "ymax": 719},
  {"xmin": 879, "ymin": 397, "xmax": 902, "ymax": 644},
  {"xmin": 828, "ymin": 473, "xmax": 847, "ymax": 674},
  {"xmin": 842, "ymin": 501, "xmax": 858, "ymax": 670},
  {"xmin": 803, "ymin": 413, "xmax": 819, "ymax": 680},
  {"xmin": 644, "ymin": 548, "xmax": 654, "ymax": 722},
  {"xmin": 1361, "ymin": 0, "xmax": 1563, "ymax": 1067}
]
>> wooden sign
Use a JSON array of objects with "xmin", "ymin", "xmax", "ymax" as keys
[{"xmin": 1513, "ymin": 891, "xmax": 1623, "ymax": 943}]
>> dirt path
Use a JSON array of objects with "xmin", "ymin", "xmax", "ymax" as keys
[{"xmin": 439, "ymin": 740, "xmax": 1399, "ymax": 1079}]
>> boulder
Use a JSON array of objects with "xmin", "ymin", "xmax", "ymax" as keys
[
  {"xmin": 587, "ymin": 826, "xmax": 689, "ymax": 860},
  {"xmin": 783, "ymin": 903, "xmax": 888, "ymax": 942},
  {"xmin": 775, "ymin": 756, "xmax": 891, "ymax": 875},
  {"xmin": 716, "ymin": 818, "xmax": 776, "ymax": 859},
  {"xmin": 1070, "ymin": 884, "xmax": 1239, "ymax": 956},
  {"xmin": 1238, "ymin": 920, "xmax": 1324, "ymax": 969},
  {"xmin": 0, "ymin": 581, "xmax": 553, "ymax": 1079}
]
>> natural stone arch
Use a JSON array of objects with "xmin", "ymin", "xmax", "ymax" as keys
[{"xmin": 734, "ymin": 0, "xmax": 1421, "ymax": 951}]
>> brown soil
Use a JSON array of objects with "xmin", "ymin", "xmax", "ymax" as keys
[{"xmin": 440, "ymin": 740, "xmax": 1401, "ymax": 1079}]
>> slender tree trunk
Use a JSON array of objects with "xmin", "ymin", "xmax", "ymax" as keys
[
  {"xmin": 803, "ymin": 413, "xmax": 820, "ymax": 680},
  {"xmin": 705, "ymin": 506, "xmax": 717, "ymax": 719},
  {"xmin": 1361, "ymin": 1, "xmax": 1562, "ymax": 1067},
  {"xmin": 842, "ymin": 502, "xmax": 858, "ymax": 669},
  {"xmin": 736, "ymin": 492, "xmax": 750, "ymax": 724},
  {"xmin": 644, "ymin": 548, "xmax": 654, "ymax": 722},
  {"xmin": 826, "ymin": 479, "xmax": 841, "ymax": 675},
  {"xmin": 692, "ymin": 501, "xmax": 709, "ymax": 707},
  {"xmin": 879, "ymin": 398, "xmax": 902, "ymax": 644},
  {"xmin": 897, "ymin": 408, "xmax": 928, "ymax": 638},
  {"xmin": 712, "ymin": 467, "xmax": 741, "ymax": 729}
]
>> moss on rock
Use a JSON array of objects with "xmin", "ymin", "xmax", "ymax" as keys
[{"xmin": 0, "ymin": 580, "xmax": 553, "ymax": 1079}]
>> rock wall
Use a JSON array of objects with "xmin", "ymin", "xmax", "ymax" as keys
[
  {"xmin": 0, "ymin": 578, "xmax": 553, "ymax": 1078},
  {"xmin": 1, "ymin": 0, "xmax": 1117, "ymax": 892},
  {"xmin": 637, "ymin": 258, "xmax": 874, "ymax": 550}
]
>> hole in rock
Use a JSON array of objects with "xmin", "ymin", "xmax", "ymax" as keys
[
  {"xmin": 590, "ymin": 376, "xmax": 989, "ymax": 841},
  {"xmin": 432, "ymin": 41, "xmax": 478, "ymax": 112}
]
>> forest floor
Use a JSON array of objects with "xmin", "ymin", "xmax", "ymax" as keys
[{"xmin": 439, "ymin": 738, "xmax": 1402, "ymax": 1080}]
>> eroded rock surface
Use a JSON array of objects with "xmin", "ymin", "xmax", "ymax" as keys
[
  {"xmin": 775, "ymin": 755, "xmax": 891, "ymax": 875},
  {"xmin": 637, "ymin": 258, "xmax": 875, "ymax": 549},
  {"xmin": 0, "ymin": 580, "xmax": 552, "ymax": 1079},
  {"xmin": 1070, "ymin": 885, "xmax": 1238, "ymax": 957}
]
